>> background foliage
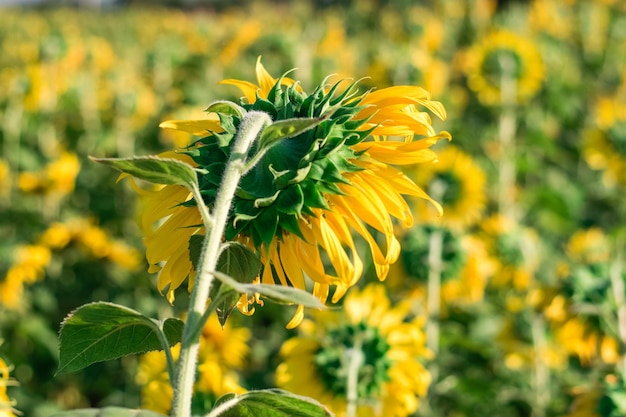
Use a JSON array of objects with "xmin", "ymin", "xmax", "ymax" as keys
[{"xmin": 2, "ymin": 0, "xmax": 626, "ymax": 416}]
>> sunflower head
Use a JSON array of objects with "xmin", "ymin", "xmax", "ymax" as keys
[
  {"xmin": 411, "ymin": 145, "xmax": 486, "ymax": 229},
  {"xmin": 463, "ymin": 30, "xmax": 544, "ymax": 105},
  {"xmin": 183, "ymin": 71, "xmax": 371, "ymax": 250},
  {"xmin": 276, "ymin": 284, "xmax": 431, "ymax": 416},
  {"xmin": 138, "ymin": 57, "xmax": 450, "ymax": 326}
]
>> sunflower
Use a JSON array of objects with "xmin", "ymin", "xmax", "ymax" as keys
[
  {"xmin": 276, "ymin": 284, "xmax": 431, "ymax": 417},
  {"xmin": 583, "ymin": 95, "xmax": 626, "ymax": 187},
  {"xmin": 463, "ymin": 29, "xmax": 544, "ymax": 106},
  {"xmin": 0, "ymin": 356, "xmax": 17, "ymax": 417},
  {"xmin": 545, "ymin": 228, "xmax": 619, "ymax": 366},
  {"xmin": 0, "ymin": 245, "xmax": 51, "ymax": 309},
  {"xmin": 480, "ymin": 214, "xmax": 539, "ymax": 290},
  {"xmin": 410, "ymin": 145, "xmax": 486, "ymax": 229},
  {"xmin": 128, "ymin": 57, "xmax": 450, "ymax": 327},
  {"xmin": 135, "ymin": 314, "xmax": 250, "ymax": 415}
]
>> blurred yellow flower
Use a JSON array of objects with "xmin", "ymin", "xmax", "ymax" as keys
[
  {"xmin": 129, "ymin": 58, "xmax": 450, "ymax": 327},
  {"xmin": 480, "ymin": 214, "xmax": 539, "ymax": 290},
  {"xmin": 0, "ymin": 161, "xmax": 9, "ymax": 197},
  {"xmin": 1, "ymin": 245, "xmax": 51, "ymax": 309},
  {"xmin": 18, "ymin": 152, "xmax": 80, "ymax": 196},
  {"xmin": 136, "ymin": 315, "xmax": 250, "ymax": 414},
  {"xmin": 411, "ymin": 145, "xmax": 486, "ymax": 229},
  {"xmin": 463, "ymin": 29, "xmax": 544, "ymax": 105},
  {"xmin": 0, "ymin": 357, "xmax": 17, "ymax": 417},
  {"xmin": 566, "ymin": 228, "xmax": 610, "ymax": 265},
  {"xmin": 276, "ymin": 284, "xmax": 431, "ymax": 417},
  {"xmin": 441, "ymin": 235, "xmax": 494, "ymax": 305},
  {"xmin": 583, "ymin": 95, "xmax": 626, "ymax": 187}
]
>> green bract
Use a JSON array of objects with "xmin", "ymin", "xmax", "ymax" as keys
[{"xmin": 182, "ymin": 75, "xmax": 373, "ymax": 249}]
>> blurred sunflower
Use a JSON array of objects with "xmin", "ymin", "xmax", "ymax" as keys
[
  {"xmin": 0, "ymin": 160, "xmax": 9, "ymax": 197},
  {"xmin": 441, "ymin": 234, "xmax": 494, "ymax": 305},
  {"xmin": 276, "ymin": 284, "xmax": 431, "ymax": 417},
  {"xmin": 546, "ymin": 228, "xmax": 620, "ymax": 366},
  {"xmin": 0, "ymin": 245, "xmax": 51, "ymax": 309},
  {"xmin": 411, "ymin": 145, "xmax": 486, "ymax": 229},
  {"xmin": 136, "ymin": 314, "xmax": 250, "ymax": 415},
  {"xmin": 480, "ymin": 214, "xmax": 539, "ymax": 290},
  {"xmin": 128, "ymin": 57, "xmax": 450, "ymax": 327},
  {"xmin": 583, "ymin": 95, "xmax": 626, "ymax": 187},
  {"xmin": 17, "ymin": 151, "xmax": 80, "ymax": 196},
  {"xmin": 463, "ymin": 29, "xmax": 544, "ymax": 105},
  {"xmin": 0, "ymin": 356, "xmax": 17, "ymax": 417}
]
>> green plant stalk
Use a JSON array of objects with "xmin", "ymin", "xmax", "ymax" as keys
[
  {"xmin": 610, "ymin": 234, "xmax": 626, "ymax": 375},
  {"xmin": 346, "ymin": 334, "xmax": 364, "ymax": 417},
  {"xmin": 531, "ymin": 313, "xmax": 548, "ymax": 417},
  {"xmin": 426, "ymin": 229, "xmax": 444, "ymax": 385},
  {"xmin": 497, "ymin": 53, "xmax": 518, "ymax": 221},
  {"xmin": 170, "ymin": 111, "xmax": 271, "ymax": 417}
]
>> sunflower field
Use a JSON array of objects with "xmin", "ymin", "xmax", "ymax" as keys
[{"xmin": 2, "ymin": 0, "xmax": 626, "ymax": 416}]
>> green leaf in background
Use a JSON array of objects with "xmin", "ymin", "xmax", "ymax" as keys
[
  {"xmin": 208, "ymin": 389, "xmax": 334, "ymax": 417},
  {"xmin": 258, "ymin": 117, "xmax": 326, "ymax": 150},
  {"xmin": 90, "ymin": 155, "xmax": 205, "ymax": 190},
  {"xmin": 57, "ymin": 302, "xmax": 183, "ymax": 374},
  {"xmin": 49, "ymin": 407, "xmax": 168, "ymax": 417}
]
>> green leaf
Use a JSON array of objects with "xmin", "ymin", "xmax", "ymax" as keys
[
  {"xmin": 204, "ymin": 100, "xmax": 246, "ymax": 118},
  {"xmin": 189, "ymin": 234, "xmax": 205, "ymax": 271},
  {"xmin": 213, "ymin": 242, "xmax": 262, "ymax": 326},
  {"xmin": 57, "ymin": 302, "xmax": 183, "ymax": 374},
  {"xmin": 90, "ymin": 155, "xmax": 204, "ymax": 189},
  {"xmin": 212, "ymin": 271, "xmax": 326, "ymax": 310},
  {"xmin": 49, "ymin": 407, "xmax": 168, "ymax": 417},
  {"xmin": 209, "ymin": 389, "xmax": 333, "ymax": 417},
  {"xmin": 217, "ymin": 242, "xmax": 262, "ymax": 284},
  {"xmin": 258, "ymin": 117, "xmax": 325, "ymax": 150}
]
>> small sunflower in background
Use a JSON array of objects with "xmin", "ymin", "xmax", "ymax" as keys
[
  {"xmin": 127, "ymin": 57, "xmax": 450, "ymax": 327},
  {"xmin": 276, "ymin": 284, "xmax": 431, "ymax": 417},
  {"xmin": 411, "ymin": 145, "xmax": 486, "ymax": 230},
  {"xmin": 17, "ymin": 151, "xmax": 80, "ymax": 196},
  {"xmin": 0, "ymin": 245, "xmax": 50, "ymax": 310},
  {"xmin": 440, "ymin": 234, "xmax": 494, "ymax": 305},
  {"xmin": 0, "ymin": 354, "xmax": 17, "ymax": 417},
  {"xmin": 463, "ymin": 29, "xmax": 544, "ymax": 106},
  {"xmin": 546, "ymin": 228, "xmax": 620, "ymax": 366},
  {"xmin": 135, "ymin": 314, "xmax": 250, "ymax": 415},
  {"xmin": 583, "ymin": 94, "xmax": 626, "ymax": 187}
]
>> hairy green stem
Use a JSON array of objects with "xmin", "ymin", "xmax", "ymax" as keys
[
  {"xmin": 171, "ymin": 111, "xmax": 271, "ymax": 417},
  {"xmin": 346, "ymin": 334, "xmax": 364, "ymax": 417}
]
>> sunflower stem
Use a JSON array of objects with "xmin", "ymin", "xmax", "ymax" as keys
[
  {"xmin": 531, "ymin": 313, "xmax": 548, "ymax": 417},
  {"xmin": 426, "ymin": 229, "xmax": 444, "ymax": 384},
  {"xmin": 171, "ymin": 111, "xmax": 271, "ymax": 417},
  {"xmin": 610, "ymin": 232, "xmax": 626, "ymax": 376},
  {"xmin": 346, "ymin": 333, "xmax": 364, "ymax": 417},
  {"xmin": 497, "ymin": 53, "xmax": 518, "ymax": 221}
]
